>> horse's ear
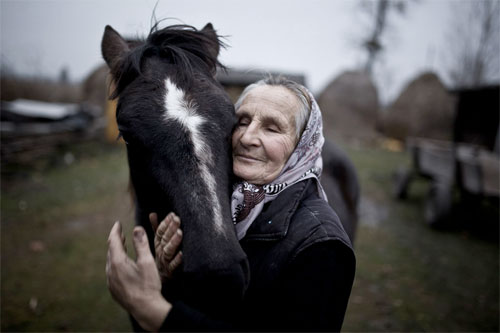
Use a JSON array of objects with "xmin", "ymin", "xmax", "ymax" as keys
[
  {"xmin": 101, "ymin": 25, "xmax": 130, "ymax": 69},
  {"xmin": 201, "ymin": 23, "xmax": 220, "ymax": 60}
]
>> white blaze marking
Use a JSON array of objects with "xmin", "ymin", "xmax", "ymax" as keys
[{"xmin": 163, "ymin": 78, "xmax": 223, "ymax": 232}]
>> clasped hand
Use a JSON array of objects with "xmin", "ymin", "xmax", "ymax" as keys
[{"xmin": 150, "ymin": 212, "xmax": 183, "ymax": 282}]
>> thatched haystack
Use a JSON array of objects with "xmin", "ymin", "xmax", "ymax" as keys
[
  {"xmin": 82, "ymin": 65, "xmax": 109, "ymax": 112},
  {"xmin": 380, "ymin": 72, "xmax": 457, "ymax": 141},
  {"xmin": 317, "ymin": 70, "xmax": 379, "ymax": 142}
]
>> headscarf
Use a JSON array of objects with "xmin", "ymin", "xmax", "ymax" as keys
[{"xmin": 231, "ymin": 85, "xmax": 327, "ymax": 240}]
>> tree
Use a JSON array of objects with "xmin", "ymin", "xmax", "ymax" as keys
[
  {"xmin": 59, "ymin": 66, "xmax": 70, "ymax": 84},
  {"xmin": 445, "ymin": 0, "xmax": 500, "ymax": 88},
  {"xmin": 360, "ymin": 0, "xmax": 410, "ymax": 76}
]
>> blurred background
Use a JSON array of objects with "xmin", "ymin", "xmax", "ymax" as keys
[{"xmin": 1, "ymin": 0, "xmax": 499, "ymax": 331}]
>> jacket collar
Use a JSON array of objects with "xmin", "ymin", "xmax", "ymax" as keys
[{"xmin": 241, "ymin": 179, "xmax": 313, "ymax": 241}]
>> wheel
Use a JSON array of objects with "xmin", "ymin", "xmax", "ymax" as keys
[
  {"xmin": 424, "ymin": 181, "xmax": 452, "ymax": 228},
  {"xmin": 393, "ymin": 166, "xmax": 412, "ymax": 200}
]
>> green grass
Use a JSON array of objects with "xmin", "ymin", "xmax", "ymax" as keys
[
  {"xmin": 1, "ymin": 141, "xmax": 498, "ymax": 332},
  {"xmin": 1, "ymin": 142, "xmax": 134, "ymax": 332},
  {"xmin": 342, "ymin": 146, "xmax": 499, "ymax": 332}
]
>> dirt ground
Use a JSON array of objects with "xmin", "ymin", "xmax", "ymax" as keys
[{"xmin": 1, "ymin": 140, "xmax": 498, "ymax": 332}]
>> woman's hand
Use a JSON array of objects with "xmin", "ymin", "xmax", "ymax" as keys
[
  {"xmin": 149, "ymin": 213, "xmax": 183, "ymax": 282},
  {"xmin": 106, "ymin": 221, "xmax": 171, "ymax": 332}
]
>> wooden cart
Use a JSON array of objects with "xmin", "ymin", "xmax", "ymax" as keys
[
  {"xmin": 394, "ymin": 137, "xmax": 499, "ymax": 227},
  {"xmin": 393, "ymin": 86, "xmax": 499, "ymax": 227}
]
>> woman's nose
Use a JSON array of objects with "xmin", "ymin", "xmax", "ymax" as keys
[{"xmin": 239, "ymin": 124, "xmax": 260, "ymax": 147}]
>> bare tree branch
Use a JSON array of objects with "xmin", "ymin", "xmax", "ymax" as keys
[{"xmin": 446, "ymin": 0, "xmax": 500, "ymax": 88}]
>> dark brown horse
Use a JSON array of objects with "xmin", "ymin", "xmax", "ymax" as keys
[
  {"xmin": 101, "ymin": 23, "xmax": 249, "ymax": 326},
  {"xmin": 321, "ymin": 139, "xmax": 359, "ymax": 243}
]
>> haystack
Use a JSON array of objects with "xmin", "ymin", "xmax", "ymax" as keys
[
  {"xmin": 318, "ymin": 71, "xmax": 379, "ymax": 142},
  {"xmin": 82, "ymin": 64, "xmax": 109, "ymax": 112},
  {"xmin": 380, "ymin": 72, "xmax": 456, "ymax": 141}
]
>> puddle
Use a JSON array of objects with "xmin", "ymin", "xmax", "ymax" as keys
[{"xmin": 359, "ymin": 196, "xmax": 388, "ymax": 227}]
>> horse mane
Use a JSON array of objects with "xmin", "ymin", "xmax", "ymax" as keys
[{"xmin": 111, "ymin": 24, "xmax": 226, "ymax": 99}]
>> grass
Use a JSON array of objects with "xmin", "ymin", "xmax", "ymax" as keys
[
  {"xmin": 342, "ymin": 145, "xmax": 499, "ymax": 332},
  {"xmin": 1, "ymin": 140, "xmax": 498, "ymax": 332},
  {"xmin": 1, "ymin": 142, "xmax": 134, "ymax": 331}
]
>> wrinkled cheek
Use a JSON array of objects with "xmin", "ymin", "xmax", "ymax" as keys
[
  {"xmin": 278, "ymin": 140, "xmax": 296, "ymax": 162},
  {"xmin": 231, "ymin": 132, "xmax": 240, "ymax": 150}
]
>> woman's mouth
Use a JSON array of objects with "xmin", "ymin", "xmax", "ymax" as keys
[{"xmin": 235, "ymin": 154, "xmax": 262, "ymax": 162}]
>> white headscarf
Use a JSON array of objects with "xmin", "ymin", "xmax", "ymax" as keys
[{"xmin": 231, "ymin": 85, "xmax": 327, "ymax": 240}]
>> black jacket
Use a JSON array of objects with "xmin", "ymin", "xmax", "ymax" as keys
[{"xmin": 161, "ymin": 178, "xmax": 355, "ymax": 331}]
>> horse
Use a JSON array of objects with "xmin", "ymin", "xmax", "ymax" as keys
[
  {"xmin": 321, "ymin": 139, "xmax": 359, "ymax": 243},
  {"xmin": 101, "ymin": 23, "xmax": 249, "ymax": 326}
]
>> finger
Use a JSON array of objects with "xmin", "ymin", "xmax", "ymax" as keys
[
  {"xmin": 171, "ymin": 228, "xmax": 183, "ymax": 251},
  {"xmin": 121, "ymin": 233, "xmax": 126, "ymax": 253},
  {"xmin": 155, "ymin": 213, "xmax": 173, "ymax": 241},
  {"xmin": 168, "ymin": 251, "xmax": 183, "ymax": 273},
  {"xmin": 155, "ymin": 214, "xmax": 172, "ymax": 253},
  {"xmin": 149, "ymin": 212, "xmax": 158, "ymax": 233},
  {"xmin": 108, "ymin": 221, "xmax": 126, "ymax": 259},
  {"xmin": 161, "ymin": 213, "xmax": 180, "ymax": 245},
  {"xmin": 163, "ymin": 228, "xmax": 183, "ymax": 261},
  {"xmin": 133, "ymin": 226, "xmax": 154, "ymax": 264},
  {"xmin": 172, "ymin": 213, "xmax": 181, "ymax": 225}
]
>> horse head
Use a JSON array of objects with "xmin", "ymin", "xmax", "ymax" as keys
[{"xmin": 101, "ymin": 23, "xmax": 248, "ymax": 315}]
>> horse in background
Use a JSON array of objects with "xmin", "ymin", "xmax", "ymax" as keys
[
  {"xmin": 101, "ymin": 23, "xmax": 249, "ymax": 326},
  {"xmin": 321, "ymin": 139, "xmax": 359, "ymax": 243}
]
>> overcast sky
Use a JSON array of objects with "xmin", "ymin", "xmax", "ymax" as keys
[{"xmin": 0, "ymin": 0, "xmax": 493, "ymax": 104}]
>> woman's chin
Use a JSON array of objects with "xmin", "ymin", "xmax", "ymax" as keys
[{"xmin": 234, "ymin": 165, "xmax": 261, "ymax": 184}]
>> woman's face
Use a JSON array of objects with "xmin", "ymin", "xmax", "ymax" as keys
[{"xmin": 232, "ymin": 85, "xmax": 299, "ymax": 185}]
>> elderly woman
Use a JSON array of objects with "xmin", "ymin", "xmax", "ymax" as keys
[{"xmin": 107, "ymin": 77, "xmax": 355, "ymax": 331}]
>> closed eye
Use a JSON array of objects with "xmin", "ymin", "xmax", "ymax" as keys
[
  {"xmin": 266, "ymin": 126, "xmax": 280, "ymax": 133},
  {"xmin": 237, "ymin": 119, "xmax": 250, "ymax": 127}
]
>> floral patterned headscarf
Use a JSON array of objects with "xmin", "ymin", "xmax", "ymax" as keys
[{"xmin": 231, "ymin": 85, "xmax": 327, "ymax": 240}]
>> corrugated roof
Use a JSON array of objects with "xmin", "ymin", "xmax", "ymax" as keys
[{"xmin": 216, "ymin": 68, "xmax": 306, "ymax": 87}]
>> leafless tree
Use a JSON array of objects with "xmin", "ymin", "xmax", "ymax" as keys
[
  {"xmin": 360, "ymin": 0, "xmax": 410, "ymax": 75},
  {"xmin": 445, "ymin": 0, "xmax": 500, "ymax": 88}
]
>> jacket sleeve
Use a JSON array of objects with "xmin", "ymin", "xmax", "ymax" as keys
[{"xmin": 271, "ymin": 240, "xmax": 356, "ymax": 332}]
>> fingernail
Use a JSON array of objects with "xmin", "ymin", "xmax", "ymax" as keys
[
  {"xmin": 177, "ymin": 229, "xmax": 182, "ymax": 236},
  {"xmin": 134, "ymin": 228, "xmax": 145, "ymax": 241}
]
